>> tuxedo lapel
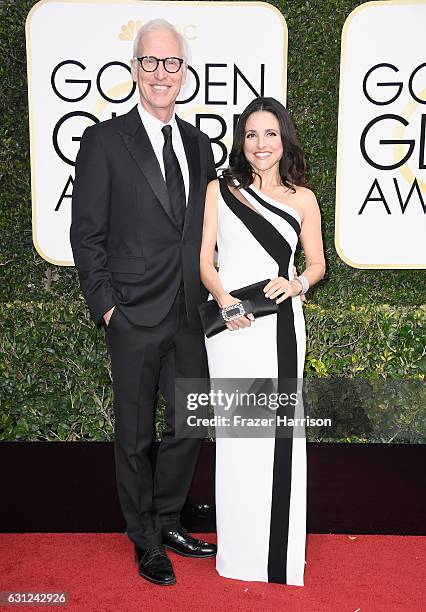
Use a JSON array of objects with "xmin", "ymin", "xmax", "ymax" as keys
[
  {"xmin": 176, "ymin": 116, "xmax": 201, "ymax": 236},
  {"xmin": 119, "ymin": 105, "xmax": 178, "ymax": 229}
]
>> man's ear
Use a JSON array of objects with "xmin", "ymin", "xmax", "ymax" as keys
[
  {"xmin": 181, "ymin": 63, "xmax": 188, "ymax": 86},
  {"xmin": 130, "ymin": 59, "xmax": 138, "ymax": 82}
]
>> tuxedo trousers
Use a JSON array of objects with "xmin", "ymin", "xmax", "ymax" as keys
[{"xmin": 105, "ymin": 288, "xmax": 208, "ymax": 549}]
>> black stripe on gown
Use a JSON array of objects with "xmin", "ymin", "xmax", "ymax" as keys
[
  {"xmin": 219, "ymin": 179, "xmax": 293, "ymax": 271},
  {"xmin": 219, "ymin": 179, "xmax": 301, "ymax": 584},
  {"xmin": 245, "ymin": 186, "xmax": 301, "ymax": 238}
]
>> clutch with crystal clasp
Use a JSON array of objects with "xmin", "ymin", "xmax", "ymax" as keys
[{"xmin": 198, "ymin": 279, "xmax": 278, "ymax": 338}]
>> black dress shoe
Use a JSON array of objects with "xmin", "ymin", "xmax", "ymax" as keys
[
  {"xmin": 181, "ymin": 501, "xmax": 216, "ymax": 533},
  {"xmin": 134, "ymin": 544, "xmax": 176, "ymax": 585},
  {"xmin": 193, "ymin": 503, "xmax": 214, "ymax": 518},
  {"xmin": 162, "ymin": 525, "xmax": 217, "ymax": 558}
]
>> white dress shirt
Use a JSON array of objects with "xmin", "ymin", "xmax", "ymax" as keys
[{"xmin": 137, "ymin": 102, "xmax": 190, "ymax": 205}]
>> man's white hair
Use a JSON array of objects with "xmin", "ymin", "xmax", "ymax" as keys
[{"xmin": 132, "ymin": 18, "xmax": 190, "ymax": 64}]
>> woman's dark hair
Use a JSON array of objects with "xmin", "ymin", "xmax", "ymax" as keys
[{"xmin": 222, "ymin": 97, "xmax": 309, "ymax": 192}]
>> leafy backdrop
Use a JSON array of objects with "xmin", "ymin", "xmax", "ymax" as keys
[{"xmin": 0, "ymin": 0, "xmax": 425, "ymax": 442}]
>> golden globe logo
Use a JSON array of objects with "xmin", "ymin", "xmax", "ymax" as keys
[
  {"xmin": 358, "ymin": 62, "xmax": 426, "ymax": 215},
  {"xmin": 26, "ymin": 1, "xmax": 287, "ymax": 265},
  {"xmin": 335, "ymin": 0, "xmax": 426, "ymax": 269}
]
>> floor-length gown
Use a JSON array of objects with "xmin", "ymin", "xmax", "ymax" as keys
[{"xmin": 205, "ymin": 177, "xmax": 307, "ymax": 585}]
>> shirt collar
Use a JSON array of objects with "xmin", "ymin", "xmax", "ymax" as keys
[{"xmin": 137, "ymin": 102, "xmax": 178, "ymax": 139}]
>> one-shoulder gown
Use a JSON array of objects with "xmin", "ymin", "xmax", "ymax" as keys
[{"xmin": 205, "ymin": 178, "xmax": 307, "ymax": 585}]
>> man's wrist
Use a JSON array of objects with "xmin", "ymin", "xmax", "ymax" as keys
[{"xmin": 103, "ymin": 305, "xmax": 115, "ymax": 324}]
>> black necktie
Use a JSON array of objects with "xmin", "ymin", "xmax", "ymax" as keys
[{"xmin": 161, "ymin": 125, "xmax": 186, "ymax": 231}]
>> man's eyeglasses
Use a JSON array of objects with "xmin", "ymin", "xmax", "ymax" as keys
[{"xmin": 135, "ymin": 56, "xmax": 184, "ymax": 73}]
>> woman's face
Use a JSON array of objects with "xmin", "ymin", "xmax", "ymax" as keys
[{"xmin": 243, "ymin": 111, "xmax": 283, "ymax": 175}]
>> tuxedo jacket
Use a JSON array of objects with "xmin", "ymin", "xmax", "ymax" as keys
[{"xmin": 70, "ymin": 105, "xmax": 216, "ymax": 329}]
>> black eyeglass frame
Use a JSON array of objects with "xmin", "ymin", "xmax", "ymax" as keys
[{"xmin": 135, "ymin": 56, "xmax": 185, "ymax": 73}]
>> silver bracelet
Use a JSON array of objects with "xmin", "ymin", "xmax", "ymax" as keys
[{"xmin": 296, "ymin": 275, "xmax": 310, "ymax": 294}]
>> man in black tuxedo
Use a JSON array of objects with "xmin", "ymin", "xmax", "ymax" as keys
[{"xmin": 70, "ymin": 19, "xmax": 217, "ymax": 585}]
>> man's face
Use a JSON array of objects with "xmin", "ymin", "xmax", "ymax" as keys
[{"xmin": 131, "ymin": 29, "xmax": 187, "ymax": 121}]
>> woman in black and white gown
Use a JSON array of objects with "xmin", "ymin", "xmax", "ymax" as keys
[{"xmin": 200, "ymin": 97, "xmax": 325, "ymax": 585}]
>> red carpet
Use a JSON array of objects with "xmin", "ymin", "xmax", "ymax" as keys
[{"xmin": 0, "ymin": 533, "xmax": 424, "ymax": 611}]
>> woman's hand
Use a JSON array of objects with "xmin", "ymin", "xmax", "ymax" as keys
[
  {"xmin": 263, "ymin": 277, "xmax": 303, "ymax": 304},
  {"xmin": 217, "ymin": 293, "xmax": 255, "ymax": 331},
  {"xmin": 293, "ymin": 265, "xmax": 306, "ymax": 303}
]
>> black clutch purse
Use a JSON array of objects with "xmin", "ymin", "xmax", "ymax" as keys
[{"xmin": 198, "ymin": 279, "xmax": 278, "ymax": 338}]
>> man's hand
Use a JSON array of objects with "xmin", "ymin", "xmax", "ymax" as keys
[
  {"xmin": 103, "ymin": 306, "xmax": 115, "ymax": 326},
  {"xmin": 293, "ymin": 265, "xmax": 306, "ymax": 303}
]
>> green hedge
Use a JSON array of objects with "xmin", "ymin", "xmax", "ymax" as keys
[
  {"xmin": 1, "ymin": 301, "xmax": 424, "ymax": 442},
  {"xmin": 0, "ymin": 0, "xmax": 425, "ymax": 442}
]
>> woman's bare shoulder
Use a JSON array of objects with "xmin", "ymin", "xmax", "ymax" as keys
[
  {"xmin": 290, "ymin": 185, "xmax": 319, "ymax": 210},
  {"xmin": 291, "ymin": 184, "xmax": 316, "ymax": 200}
]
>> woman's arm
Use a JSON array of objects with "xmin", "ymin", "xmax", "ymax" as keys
[
  {"xmin": 200, "ymin": 180, "xmax": 253, "ymax": 330},
  {"xmin": 297, "ymin": 189, "xmax": 326, "ymax": 289}
]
